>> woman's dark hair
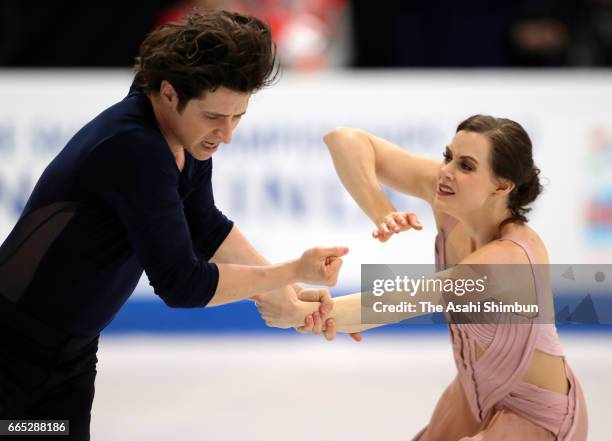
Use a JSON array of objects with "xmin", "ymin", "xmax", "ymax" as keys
[
  {"xmin": 456, "ymin": 114, "xmax": 543, "ymax": 227},
  {"xmin": 133, "ymin": 10, "xmax": 278, "ymax": 111}
]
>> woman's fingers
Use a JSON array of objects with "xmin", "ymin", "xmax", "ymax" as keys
[
  {"xmin": 312, "ymin": 312, "xmax": 322, "ymax": 335},
  {"xmin": 372, "ymin": 218, "xmax": 395, "ymax": 241},
  {"xmin": 301, "ymin": 314, "xmax": 314, "ymax": 332},
  {"xmin": 296, "ymin": 318, "xmax": 360, "ymax": 342},
  {"xmin": 385, "ymin": 218, "xmax": 400, "ymax": 232},
  {"xmin": 372, "ymin": 228, "xmax": 392, "ymax": 242},
  {"xmin": 378, "ymin": 222, "xmax": 390, "ymax": 236},
  {"xmin": 349, "ymin": 332, "xmax": 363, "ymax": 342},
  {"xmin": 324, "ymin": 318, "xmax": 337, "ymax": 341},
  {"xmin": 372, "ymin": 212, "xmax": 423, "ymax": 242},
  {"xmin": 406, "ymin": 212, "xmax": 423, "ymax": 230},
  {"xmin": 393, "ymin": 212, "xmax": 407, "ymax": 227}
]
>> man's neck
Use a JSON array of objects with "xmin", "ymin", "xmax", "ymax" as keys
[
  {"xmin": 148, "ymin": 94, "xmax": 182, "ymax": 154},
  {"xmin": 173, "ymin": 148, "xmax": 186, "ymax": 172}
]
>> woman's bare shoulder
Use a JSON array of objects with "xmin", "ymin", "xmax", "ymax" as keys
[
  {"xmin": 500, "ymin": 223, "xmax": 549, "ymax": 264},
  {"xmin": 461, "ymin": 240, "xmax": 528, "ymax": 265},
  {"xmin": 462, "ymin": 224, "xmax": 548, "ymax": 265}
]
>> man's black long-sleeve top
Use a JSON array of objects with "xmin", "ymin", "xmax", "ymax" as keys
[{"xmin": 0, "ymin": 85, "xmax": 234, "ymax": 337}]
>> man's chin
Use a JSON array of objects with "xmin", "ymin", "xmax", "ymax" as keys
[
  {"xmin": 189, "ymin": 147, "xmax": 215, "ymax": 161},
  {"xmin": 194, "ymin": 152, "xmax": 213, "ymax": 161}
]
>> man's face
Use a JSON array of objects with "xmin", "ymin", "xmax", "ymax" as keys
[{"xmin": 167, "ymin": 85, "xmax": 250, "ymax": 161}]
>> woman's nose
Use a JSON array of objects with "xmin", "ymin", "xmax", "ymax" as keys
[{"xmin": 439, "ymin": 163, "xmax": 453, "ymax": 179}]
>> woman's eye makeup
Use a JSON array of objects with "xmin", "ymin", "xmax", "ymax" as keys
[
  {"xmin": 461, "ymin": 161, "xmax": 473, "ymax": 171},
  {"xmin": 443, "ymin": 149, "xmax": 475, "ymax": 172}
]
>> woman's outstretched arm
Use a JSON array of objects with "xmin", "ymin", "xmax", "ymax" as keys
[{"xmin": 298, "ymin": 240, "xmax": 536, "ymax": 338}]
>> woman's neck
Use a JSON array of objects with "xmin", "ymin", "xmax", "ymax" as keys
[{"xmin": 456, "ymin": 207, "xmax": 514, "ymax": 250}]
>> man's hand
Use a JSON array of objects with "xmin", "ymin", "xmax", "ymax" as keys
[
  {"xmin": 296, "ymin": 246, "xmax": 348, "ymax": 286},
  {"xmin": 297, "ymin": 288, "xmax": 334, "ymax": 315},
  {"xmin": 372, "ymin": 212, "xmax": 422, "ymax": 243},
  {"xmin": 255, "ymin": 286, "xmax": 330, "ymax": 329}
]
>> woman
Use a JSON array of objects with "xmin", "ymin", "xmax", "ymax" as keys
[{"xmin": 300, "ymin": 115, "xmax": 587, "ymax": 440}]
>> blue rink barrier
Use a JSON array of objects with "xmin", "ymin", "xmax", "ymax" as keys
[{"xmin": 103, "ymin": 291, "xmax": 612, "ymax": 336}]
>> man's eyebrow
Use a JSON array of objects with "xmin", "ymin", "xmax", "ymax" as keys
[{"xmin": 203, "ymin": 110, "xmax": 247, "ymax": 117}]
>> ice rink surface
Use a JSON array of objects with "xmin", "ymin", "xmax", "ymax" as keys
[{"xmin": 92, "ymin": 332, "xmax": 611, "ymax": 440}]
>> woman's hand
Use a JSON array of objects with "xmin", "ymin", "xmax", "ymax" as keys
[
  {"xmin": 297, "ymin": 316, "xmax": 363, "ymax": 342},
  {"xmin": 372, "ymin": 211, "xmax": 422, "ymax": 242},
  {"xmin": 295, "ymin": 290, "xmax": 363, "ymax": 342}
]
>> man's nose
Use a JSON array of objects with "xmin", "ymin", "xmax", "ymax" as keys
[{"xmin": 214, "ymin": 119, "xmax": 233, "ymax": 144}]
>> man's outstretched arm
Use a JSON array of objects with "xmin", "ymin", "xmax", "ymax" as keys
[
  {"xmin": 209, "ymin": 225, "xmax": 338, "ymax": 328},
  {"xmin": 210, "ymin": 225, "xmax": 305, "ymax": 296}
]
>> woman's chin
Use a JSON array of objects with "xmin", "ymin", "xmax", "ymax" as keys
[
  {"xmin": 432, "ymin": 197, "xmax": 445, "ymax": 210},
  {"xmin": 433, "ymin": 198, "xmax": 454, "ymax": 216}
]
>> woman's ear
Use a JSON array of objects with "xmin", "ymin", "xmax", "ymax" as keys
[{"xmin": 494, "ymin": 179, "xmax": 515, "ymax": 197}]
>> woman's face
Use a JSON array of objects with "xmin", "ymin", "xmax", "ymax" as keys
[{"xmin": 433, "ymin": 130, "xmax": 506, "ymax": 217}]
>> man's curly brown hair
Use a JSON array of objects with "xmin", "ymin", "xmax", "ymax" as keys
[{"xmin": 133, "ymin": 10, "xmax": 278, "ymax": 111}]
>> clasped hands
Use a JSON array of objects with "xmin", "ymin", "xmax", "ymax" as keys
[
  {"xmin": 253, "ymin": 246, "xmax": 360, "ymax": 341},
  {"xmin": 255, "ymin": 211, "xmax": 420, "ymax": 340},
  {"xmin": 255, "ymin": 286, "xmax": 360, "ymax": 341}
]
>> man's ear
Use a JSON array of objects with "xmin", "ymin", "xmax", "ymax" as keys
[{"xmin": 159, "ymin": 80, "xmax": 178, "ymax": 106}]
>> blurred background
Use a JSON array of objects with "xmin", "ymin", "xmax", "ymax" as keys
[
  {"xmin": 3, "ymin": 0, "xmax": 612, "ymax": 69},
  {"xmin": 1, "ymin": 1, "xmax": 611, "ymax": 440}
]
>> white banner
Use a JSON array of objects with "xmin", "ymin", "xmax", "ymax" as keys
[{"xmin": 1, "ymin": 70, "xmax": 611, "ymax": 295}]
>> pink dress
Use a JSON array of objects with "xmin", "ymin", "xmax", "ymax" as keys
[{"xmin": 412, "ymin": 217, "xmax": 588, "ymax": 441}]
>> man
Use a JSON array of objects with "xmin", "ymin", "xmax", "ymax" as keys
[{"xmin": 0, "ymin": 10, "xmax": 345, "ymax": 440}]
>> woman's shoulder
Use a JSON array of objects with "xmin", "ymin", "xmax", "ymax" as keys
[
  {"xmin": 464, "ymin": 223, "xmax": 549, "ymax": 265},
  {"xmin": 499, "ymin": 223, "xmax": 549, "ymax": 263}
]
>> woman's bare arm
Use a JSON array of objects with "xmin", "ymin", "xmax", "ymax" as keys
[
  {"xmin": 299, "ymin": 240, "xmax": 534, "ymax": 336},
  {"xmin": 324, "ymin": 128, "xmax": 441, "ymax": 213}
]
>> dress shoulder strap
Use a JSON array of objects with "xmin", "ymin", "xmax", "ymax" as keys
[
  {"xmin": 439, "ymin": 216, "xmax": 459, "ymax": 236},
  {"xmin": 496, "ymin": 235, "xmax": 544, "ymax": 305}
]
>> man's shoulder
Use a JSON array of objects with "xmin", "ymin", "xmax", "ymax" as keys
[
  {"xmin": 82, "ymin": 128, "xmax": 174, "ymax": 184},
  {"xmin": 71, "ymin": 88, "xmax": 165, "ymax": 156},
  {"xmin": 104, "ymin": 127, "xmax": 166, "ymax": 149},
  {"xmin": 91, "ymin": 126, "xmax": 165, "ymax": 158},
  {"xmin": 89, "ymin": 87, "xmax": 160, "ymax": 141},
  {"xmin": 81, "ymin": 128, "xmax": 177, "ymax": 192}
]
